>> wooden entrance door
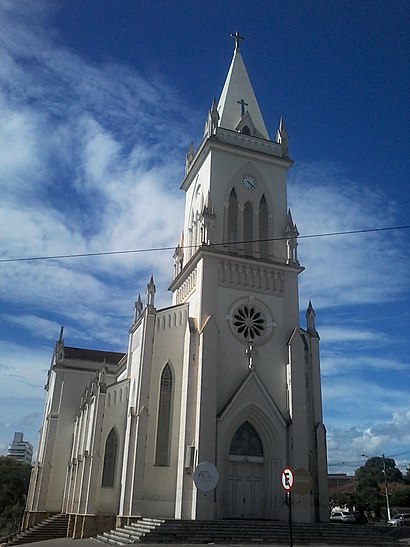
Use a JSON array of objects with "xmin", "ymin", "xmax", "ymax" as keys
[
  {"xmin": 223, "ymin": 421, "xmax": 265, "ymax": 518},
  {"xmin": 224, "ymin": 459, "xmax": 265, "ymax": 518}
]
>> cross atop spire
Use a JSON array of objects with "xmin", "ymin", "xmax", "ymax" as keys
[{"xmin": 230, "ymin": 31, "xmax": 244, "ymax": 51}]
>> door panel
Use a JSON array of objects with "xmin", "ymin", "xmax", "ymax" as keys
[{"xmin": 224, "ymin": 460, "xmax": 264, "ymax": 518}]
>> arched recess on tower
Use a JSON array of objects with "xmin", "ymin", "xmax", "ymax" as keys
[{"xmin": 216, "ymin": 372, "xmax": 288, "ymax": 520}]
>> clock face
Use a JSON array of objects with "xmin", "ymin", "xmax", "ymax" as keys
[{"xmin": 241, "ymin": 175, "xmax": 256, "ymax": 190}]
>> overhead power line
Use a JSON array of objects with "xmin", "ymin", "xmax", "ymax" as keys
[
  {"xmin": 328, "ymin": 450, "xmax": 410, "ymax": 468},
  {"xmin": 1, "ymin": 224, "xmax": 409, "ymax": 264}
]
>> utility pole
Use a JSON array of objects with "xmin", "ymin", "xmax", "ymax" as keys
[
  {"xmin": 361, "ymin": 452, "xmax": 391, "ymax": 522},
  {"xmin": 382, "ymin": 454, "xmax": 391, "ymax": 521}
]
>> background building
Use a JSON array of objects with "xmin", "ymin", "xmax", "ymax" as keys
[{"xmin": 7, "ymin": 432, "xmax": 33, "ymax": 465}]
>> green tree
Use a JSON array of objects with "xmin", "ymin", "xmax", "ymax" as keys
[
  {"xmin": 404, "ymin": 463, "xmax": 410, "ymax": 485},
  {"xmin": 390, "ymin": 486, "xmax": 410, "ymax": 507},
  {"xmin": 0, "ymin": 456, "xmax": 32, "ymax": 537},
  {"xmin": 356, "ymin": 456, "xmax": 404, "ymax": 485},
  {"xmin": 355, "ymin": 457, "xmax": 404, "ymax": 519}
]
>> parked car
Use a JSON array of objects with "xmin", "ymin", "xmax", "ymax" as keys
[
  {"xmin": 387, "ymin": 513, "xmax": 410, "ymax": 527},
  {"xmin": 330, "ymin": 511, "xmax": 356, "ymax": 523}
]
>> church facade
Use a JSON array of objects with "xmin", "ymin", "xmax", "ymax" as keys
[{"xmin": 24, "ymin": 40, "xmax": 328, "ymax": 538}]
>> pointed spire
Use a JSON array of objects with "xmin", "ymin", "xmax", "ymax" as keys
[
  {"xmin": 134, "ymin": 294, "xmax": 143, "ymax": 322},
  {"xmin": 276, "ymin": 116, "xmax": 289, "ymax": 156},
  {"xmin": 217, "ymin": 40, "xmax": 270, "ymax": 139},
  {"xmin": 98, "ymin": 359, "xmax": 107, "ymax": 386},
  {"xmin": 306, "ymin": 301, "xmax": 319, "ymax": 338},
  {"xmin": 55, "ymin": 326, "xmax": 65, "ymax": 363},
  {"xmin": 204, "ymin": 98, "xmax": 220, "ymax": 138},
  {"xmin": 185, "ymin": 141, "xmax": 195, "ymax": 174},
  {"xmin": 199, "ymin": 192, "xmax": 217, "ymax": 245},
  {"xmin": 173, "ymin": 232, "xmax": 184, "ymax": 278},
  {"xmin": 285, "ymin": 209, "xmax": 299, "ymax": 264},
  {"xmin": 146, "ymin": 275, "xmax": 156, "ymax": 308}
]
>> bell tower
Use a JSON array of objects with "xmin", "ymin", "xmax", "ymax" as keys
[
  {"xmin": 170, "ymin": 36, "xmax": 298, "ymax": 321},
  {"xmin": 169, "ymin": 37, "xmax": 328, "ymax": 523}
]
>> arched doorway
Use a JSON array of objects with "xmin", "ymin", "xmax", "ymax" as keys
[{"xmin": 223, "ymin": 421, "xmax": 265, "ymax": 518}]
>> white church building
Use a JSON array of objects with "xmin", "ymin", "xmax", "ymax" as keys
[{"xmin": 24, "ymin": 38, "xmax": 329, "ymax": 538}]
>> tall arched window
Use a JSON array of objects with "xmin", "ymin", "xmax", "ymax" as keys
[
  {"xmin": 155, "ymin": 364, "xmax": 173, "ymax": 466},
  {"xmin": 101, "ymin": 427, "xmax": 118, "ymax": 487},
  {"xmin": 244, "ymin": 201, "xmax": 253, "ymax": 256},
  {"xmin": 227, "ymin": 189, "xmax": 238, "ymax": 249},
  {"xmin": 259, "ymin": 195, "xmax": 269, "ymax": 258},
  {"xmin": 229, "ymin": 421, "xmax": 263, "ymax": 457}
]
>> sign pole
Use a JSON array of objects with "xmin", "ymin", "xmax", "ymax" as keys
[
  {"xmin": 281, "ymin": 467, "xmax": 294, "ymax": 547},
  {"xmin": 287, "ymin": 491, "xmax": 293, "ymax": 547}
]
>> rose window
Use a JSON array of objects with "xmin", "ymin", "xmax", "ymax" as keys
[
  {"xmin": 233, "ymin": 305, "xmax": 265, "ymax": 339},
  {"xmin": 227, "ymin": 298, "xmax": 274, "ymax": 345}
]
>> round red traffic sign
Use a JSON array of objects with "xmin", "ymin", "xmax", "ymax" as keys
[{"xmin": 281, "ymin": 467, "xmax": 294, "ymax": 491}]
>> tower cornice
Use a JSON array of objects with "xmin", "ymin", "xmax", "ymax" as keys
[
  {"xmin": 168, "ymin": 244, "xmax": 304, "ymax": 294},
  {"xmin": 181, "ymin": 130, "xmax": 293, "ymax": 192}
]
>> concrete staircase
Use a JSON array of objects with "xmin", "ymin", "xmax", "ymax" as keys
[
  {"xmin": 4, "ymin": 513, "xmax": 69, "ymax": 545},
  {"xmin": 92, "ymin": 518, "xmax": 403, "ymax": 546},
  {"xmin": 94, "ymin": 518, "xmax": 164, "ymax": 545}
]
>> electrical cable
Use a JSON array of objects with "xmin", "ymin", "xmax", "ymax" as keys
[{"xmin": 1, "ymin": 224, "xmax": 409, "ymax": 264}]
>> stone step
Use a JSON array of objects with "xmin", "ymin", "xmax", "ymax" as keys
[
  {"xmin": 138, "ymin": 520, "xmax": 400, "ymax": 546},
  {"xmin": 90, "ymin": 518, "xmax": 401, "ymax": 547},
  {"xmin": 7, "ymin": 514, "xmax": 69, "ymax": 545},
  {"xmin": 95, "ymin": 534, "xmax": 127, "ymax": 546},
  {"xmin": 92, "ymin": 517, "xmax": 167, "ymax": 546}
]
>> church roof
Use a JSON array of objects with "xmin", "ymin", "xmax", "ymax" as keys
[
  {"xmin": 64, "ymin": 346, "xmax": 125, "ymax": 365},
  {"xmin": 217, "ymin": 45, "xmax": 270, "ymax": 140}
]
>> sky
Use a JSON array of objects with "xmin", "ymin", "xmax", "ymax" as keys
[{"xmin": 0, "ymin": 0, "xmax": 409, "ymax": 476}]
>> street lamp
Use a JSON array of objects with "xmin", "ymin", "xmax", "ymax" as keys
[{"xmin": 361, "ymin": 453, "xmax": 391, "ymax": 521}]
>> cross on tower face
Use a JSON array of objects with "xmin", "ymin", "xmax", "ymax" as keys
[
  {"xmin": 230, "ymin": 31, "xmax": 244, "ymax": 51},
  {"xmin": 237, "ymin": 98, "xmax": 248, "ymax": 116},
  {"xmin": 245, "ymin": 339, "xmax": 255, "ymax": 370}
]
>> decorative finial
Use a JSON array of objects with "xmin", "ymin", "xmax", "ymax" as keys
[
  {"xmin": 146, "ymin": 275, "xmax": 156, "ymax": 308},
  {"xmin": 230, "ymin": 31, "xmax": 244, "ymax": 51},
  {"xmin": 306, "ymin": 301, "xmax": 319, "ymax": 338},
  {"xmin": 134, "ymin": 294, "xmax": 143, "ymax": 322}
]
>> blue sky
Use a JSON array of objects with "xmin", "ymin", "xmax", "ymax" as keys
[{"xmin": 0, "ymin": 0, "xmax": 409, "ymax": 474}]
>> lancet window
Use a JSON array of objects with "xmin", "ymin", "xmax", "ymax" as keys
[
  {"xmin": 225, "ymin": 187, "xmax": 271, "ymax": 258},
  {"xmin": 243, "ymin": 201, "xmax": 253, "ymax": 256},
  {"xmin": 227, "ymin": 189, "xmax": 238, "ymax": 249},
  {"xmin": 155, "ymin": 363, "xmax": 173, "ymax": 466},
  {"xmin": 259, "ymin": 195, "xmax": 269, "ymax": 258},
  {"xmin": 101, "ymin": 427, "xmax": 118, "ymax": 487}
]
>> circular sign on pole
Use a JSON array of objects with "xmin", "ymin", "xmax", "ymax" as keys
[
  {"xmin": 281, "ymin": 467, "xmax": 294, "ymax": 491},
  {"xmin": 193, "ymin": 462, "xmax": 219, "ymax": 492}
]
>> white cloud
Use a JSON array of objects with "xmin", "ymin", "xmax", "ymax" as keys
[
  {"xmin": 289, "ymin": 162, "xmax": 409, "ymax": 309},
  {"xmin": 0, "ymin": 0, "xmax": 191, "ymax": 361},
  {"xmin": 327, "ymin": 409, "xmax": 410, "ymax": 473},
  {"xmin": 3, "ymin": 314, "xmax": 62, "ymax": 341},
  {"xmin": 319, "ymin": 326, "xmax": 381, "ymax": 343},
  {"xmin": 323, "ymin": 377, "xmax": 409, "ymax": 418},
  {"xmin": 321, "ymin": 353, "xmax": 409, "ymax": 376}
]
